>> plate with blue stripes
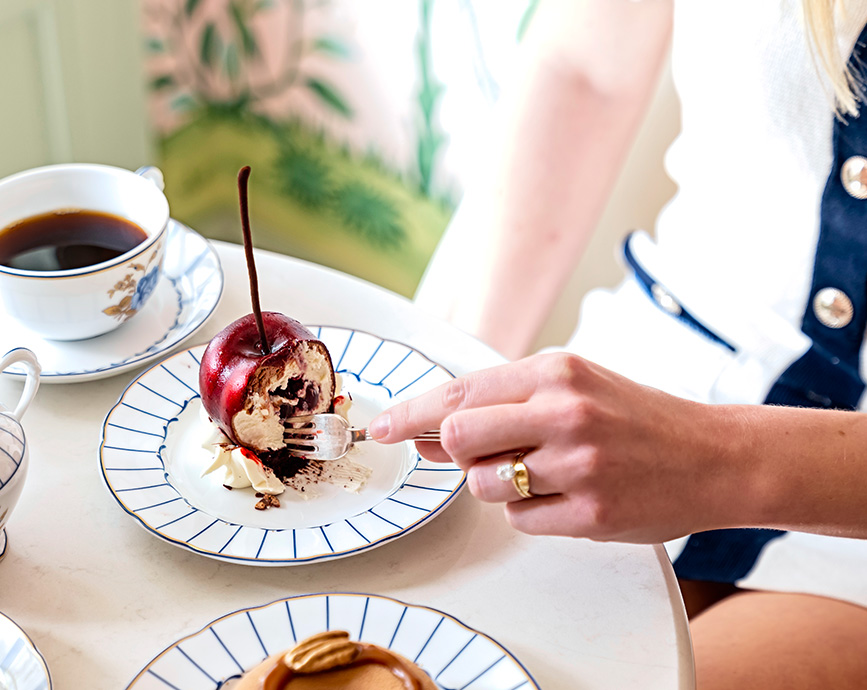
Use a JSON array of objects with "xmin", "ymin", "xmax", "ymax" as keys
[
  {"xmin": 100, "ymin": 327, "xmax": 465, "ymax": 565},
  {"xmin": 126, "ymin": 592, "xmax": 539, "ymax": 689}
]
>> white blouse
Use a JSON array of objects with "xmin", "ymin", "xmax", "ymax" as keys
[{"xmin": 570, "ymin": 0, "xmax": 867, "ymax": 410}]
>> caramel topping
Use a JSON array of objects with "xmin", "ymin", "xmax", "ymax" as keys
[{"xmin": 259, "ymin": 631, "xmax": 429, "ymax": 690}]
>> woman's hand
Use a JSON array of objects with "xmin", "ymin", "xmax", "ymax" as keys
[{"xmin": 369, "ymin": 352, "xmax": 749, "ymax": 544}]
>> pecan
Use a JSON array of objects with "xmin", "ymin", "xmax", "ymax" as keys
[
  {"xmin": 284, "ymin": 630, "xmax": 361, "ymax": 674},
  {"xmin": 254, "ymin": 494, "xmax": 280, "ymax": 510}
]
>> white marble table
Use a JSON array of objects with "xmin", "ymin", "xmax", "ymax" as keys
[{"xmin": 0, "ymin": 241, "xmax": 694, "ymax": 689}]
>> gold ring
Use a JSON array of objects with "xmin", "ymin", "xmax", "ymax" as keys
[{"xmin": 495, "ymin": 451, "xmax": 534, "ymax": 498}]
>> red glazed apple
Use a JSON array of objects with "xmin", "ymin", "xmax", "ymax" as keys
[
  {"xmin": 199, "ymin": 312, "xmax": 335, "ymax": 453},
  {"xmin": 197, "ymin": 167, "xmax": 335, "ymax": 455}
]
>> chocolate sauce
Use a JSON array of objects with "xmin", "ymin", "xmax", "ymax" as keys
[
  {"xmin": 273, "ymin": 377, "xmax": 321, "ymax": 416},
  {"xmin": 261, "ymin": 644, "xmax": 427, "ymax": 690},
  {"xmin": 257, "ymin": 447, "xmax": 313, "ymax": 481}
]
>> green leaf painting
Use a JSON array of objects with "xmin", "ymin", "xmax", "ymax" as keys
[
  {"xmin": 332, "ymin": 181, "xmax": 406, "ymax": 249},
  {"xmin": 225, "ymin": 43, "xmax": 240, "ymax": 80},
  {"xmin": 151, "ymin": 74, "xmax": 175, "ymax": 90},
  {"xmin": 200, "ymin": 23, "xmax": 219, "ymax": 67},
  {"xmin": 230, "ymin": 2, "xmax": 260, "ymax": 58},
  {"xmin": 184, "ymin": 0, "xmax": 202, "ymax": 18},
  {"xmin": 517, "ymin": 0, "xmax": 540, "ymax": 40},
  {"xmin": 169, "ymin": 93, "xmax": 198, "ymax": 112},
  {"xmin": 414, "ymin": 0, "xmax": 445, "ymax": 196},
  {"xmin": 153, "ymin": 0, "xmax": 353, "ymax": 126},
  {"xmin": 417, "ymin": 82, "xmax": 444, "ymax": 127},
  {"xmin": 305, "ymin": 77, "xmax": 353, "ymax": 118},
  {"xmin": 312, "ymin": 36, "xmax": 351, "ymax": 59},
  {"xmin": 147, "ymin": 0, "xmax": 459, "ymax": 297},
  {"xmin": 276, "ymin": 146, "xmax": 333, "ymax": 209},
  {"xmin": 146, "ymin": 37, "xmax": 166, "ymax": 53}
]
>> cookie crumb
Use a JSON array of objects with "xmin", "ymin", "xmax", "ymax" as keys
[{"xmin": 254, "ymin": 494, "xmax": 281, "ymax": 510}]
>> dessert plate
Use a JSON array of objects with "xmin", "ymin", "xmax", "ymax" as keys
[
  {"xmin": 0, "ymin": 611, "xmax": 52, "ymax": 690},
  {"xmin": 100, "ymin": 328, "xmax": 465, "ymax": 565},
  {"xmin": 126, "ymin": 592, "xmax": 539, "ymax": 689},
  {"xmin": 0, "ymin": 220, "xmax": 223, "ymax": 383}
]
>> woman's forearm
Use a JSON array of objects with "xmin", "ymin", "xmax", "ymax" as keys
[
  {"xmin": 704, "ymin": 404, "xmax": 867, "ymax": 539},
  {"xmin": 415, "ymin": 0, "xmax": 674, "ymax": 360}
]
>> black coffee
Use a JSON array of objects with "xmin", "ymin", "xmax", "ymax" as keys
[{"xmin": 0, "ymin": 209, "xmax": 149, "ymax": 271}]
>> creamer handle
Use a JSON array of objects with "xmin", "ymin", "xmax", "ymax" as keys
[{"xmin": 0, "ymin": 348, "xmax": 41, "ymax": 420}]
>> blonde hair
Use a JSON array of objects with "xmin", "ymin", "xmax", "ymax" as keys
[{"xmin": 802, "ymin": 0, "xmax": 863, "ymax": 115}]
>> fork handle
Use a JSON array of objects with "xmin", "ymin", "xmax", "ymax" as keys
[
  {"xmin": 350, "ymin": 428, "xmax": 372, "ymax": 443},
  {"xmin": 351, "ymin": 429, "xmax": 440, "ymax": 442},
  {"xmin": 350, "ymin": 428, "xmax": 440, "ymax": 443}
]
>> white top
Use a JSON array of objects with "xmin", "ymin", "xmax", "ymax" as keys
[{"xmin": 571, "ymin": 0, "xmax": 867, "ymax": 408}]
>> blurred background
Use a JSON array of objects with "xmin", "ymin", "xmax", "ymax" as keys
[{"xmin": 0, "ymin": 0, "xmax": 679, "ymax": 352}]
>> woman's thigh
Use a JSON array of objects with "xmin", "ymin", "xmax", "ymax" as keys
[{"xmin": 691, "ymin": 591, "xmax": 867, "ymax": 690}]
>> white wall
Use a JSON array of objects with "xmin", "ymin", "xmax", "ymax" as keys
[{"xmin": 532, "ymin": 58, "xmax": 681, "ymax": 352}]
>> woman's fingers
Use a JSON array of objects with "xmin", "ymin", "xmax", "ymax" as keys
[
  {"xmin": 412, "ymin": 440, "xmax": 452, "ymax": 464},
  {"xmin": 369, "ymin": 358, "xmax": 545, "ymax": 443},
  {"xmin": 504, "ymin": 493, "xmax": 585, "ymax": 537},
  {"xmin": 440, "ymin": 403, "xmax": 547, "ymax": 463},
  {"xmin": 466, "ymin": 450, "xmax": 561, "ymax": 502},
  {"xmin": 409, "ymin": 401, "xmax": 548, "ymax": 468}
]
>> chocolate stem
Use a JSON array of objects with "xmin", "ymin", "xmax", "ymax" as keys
[{"xmin": 238, "ymin": 166, "xmax": 270, "ymax": 355}]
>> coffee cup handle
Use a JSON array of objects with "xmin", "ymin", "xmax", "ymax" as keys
[
  {"xmin": 0, "ymin": 348, "xmax": 41, "ymax": 420},
  {"xmin": 135, "ymin": 166, "xmax": 165, "ymax": 192}
]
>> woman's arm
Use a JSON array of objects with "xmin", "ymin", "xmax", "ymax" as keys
[
  {"xmin": 368, "ymin": 353, "xmax": 867, "ymax": 543},
  {"xmin": 415, "ymin": 0, "xmax": 674, "ymax": 360}
]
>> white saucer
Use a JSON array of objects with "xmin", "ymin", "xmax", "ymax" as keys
[
  {"xmin": 126, "ymin": 593, "xmax": 539, "ymax": 689},
  {"xmin": 0, "ymin": 220, "xmax": 223, "ymax": 383},
  {"xmin": 100, "ymin": 329, "xmax": 466, "ymax": 566}
]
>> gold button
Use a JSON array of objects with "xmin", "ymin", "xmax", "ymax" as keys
[
  {"xmin": 813, "ymin": 287, "xmax": 854, "ymax": 328},
  {"xmin": 841, "ymin": 156, "xmax": 867, "ymax": 200},
  {"xmin": 651, "ymin": 284, "xmax": 682, "ymax": 316}
]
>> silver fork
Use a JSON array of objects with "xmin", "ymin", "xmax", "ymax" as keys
[{"xmin": 282, "ymin": 413, "xmax": 441, "ymax": 461}]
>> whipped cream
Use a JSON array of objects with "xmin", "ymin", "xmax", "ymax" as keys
[{"xmin": 200, "ymin": 413, "xmax": 286, "ymax": 494}]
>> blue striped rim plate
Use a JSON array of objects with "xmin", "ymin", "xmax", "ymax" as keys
[
  {"xmin": 127, "ymin": 592, "xmax": 539, "ymax": 689},
  {"xmin": 0, "ymin": 220, "xmax": 223, "ymax": 384},
  {"xmin": 100, "ymin": 328, "xmax": 466, "ymax": 565},
  {"xmin": 0, "ymin": 611, "xmax": 52, "ymax": 690}
]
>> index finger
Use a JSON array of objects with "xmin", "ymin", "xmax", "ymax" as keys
[{"xmin": 368, "ymin": 357, "xmax": 540, "ymax": 443}]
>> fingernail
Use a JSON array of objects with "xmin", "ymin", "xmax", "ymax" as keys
[{"xmin": 368, "ymin": 413, "xmax": 391, "ymax": 440}]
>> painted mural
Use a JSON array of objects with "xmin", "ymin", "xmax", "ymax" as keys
[{"xmin": 142, "ymin": 0, "xmax": 535, "ymax": 296}]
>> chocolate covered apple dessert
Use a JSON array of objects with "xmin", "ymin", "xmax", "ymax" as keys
[
  {"xmin": 234, "ymin": 630, "xmax": 438, "ymax": 690},
  {"xmin": 197, "ymin": 167, "xmax": 370, "ymax": 505},
  {"xmin": 200, "ymin": 311, "xmax": 335, "ymax": 455}
]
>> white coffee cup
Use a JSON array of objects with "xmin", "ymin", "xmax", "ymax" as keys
[{"xmin": 0, "ymin": 164, "xmax": 170, "ymax": 340}]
